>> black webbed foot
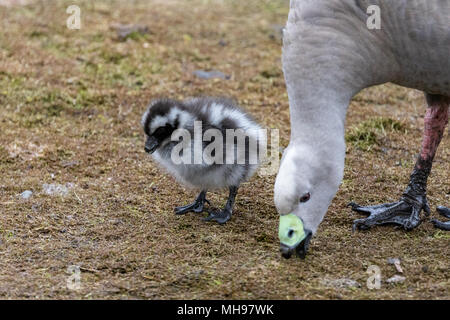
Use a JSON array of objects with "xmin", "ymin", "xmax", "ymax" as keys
[
  {"xmin": 203, "ymin": 209, "xmax": 232, "ymax": 225},
  {"xmin": 174, "ymin": 201, "xmax": 207, "ymax": 215},
  {"xmin": 202, "ymin": 186, "xmax": 238, "ymax": 225},
  {"xmin": 349, "ymin": 194, "xmax": 430, "ymax": 231},
  {"xmin": 174, "ymin": 191, "xmax": 209, "ymax": 215},
  {"xmin": 431, "ymin": 206, "xmax": 450, "ymax": 231}
]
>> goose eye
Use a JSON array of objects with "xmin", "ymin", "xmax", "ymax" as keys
[{"xmin": 299, "ymin": 192, "xmax": 310, "ymax": 203}]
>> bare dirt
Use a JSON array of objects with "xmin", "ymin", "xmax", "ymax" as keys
[{"xmin": 0, "ymin": 0, "xmax": 448, "ymax": 299}]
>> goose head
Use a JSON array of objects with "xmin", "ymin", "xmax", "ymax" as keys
[{"xmin": 274, "ymin": 143, "xmax": 343, "ymax": 259}]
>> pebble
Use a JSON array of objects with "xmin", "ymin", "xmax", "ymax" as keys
[
  {"xmin": 42, "ymin": 183, "xmax": 74, "ymax": 197},
  {"xmin": 386, "ymin": 275, "xmax": 406, "ymax": 284},
  {"xmin": 218, "ymin": 39, "xmax": 227, "ymax": 46},
  {"xmin": 387, "ymin": 257, "xmax": 403, "ymax": 273},
  {"xmin": 193, "ymin": 70, "xmax": 230, "ymax": 80},
  {"xmin": 20, "ymin": 190, "xmax": 33, "ymax": 199},
  {"xmin": 321, "ymin": 278, "xmax": 361, "ymax": 289},
  {"xmin": 111, "ymin": 23, "xmax": 149, "ymax": 41}
]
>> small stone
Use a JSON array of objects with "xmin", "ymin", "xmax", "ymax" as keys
[
  {"xmin": 20, "ymin": 190, "xmax": 33, "ymax": 199},
  {"xmin": 387, "ymin": 258, "xmax": 403, "ymax": 273},
  {"xmin": 321, "ymin": 278, "xmax": 361, "ymax": 289},
  {"xmin": 109, "ymin": 219, "xmax": 122, "ymax": 225},
  {"xmin": 193, "ymin": 70, "xmax": 230, "ymax": 80},
  {"xmin": 111, "ymin": 23, "xmax": 149, "ymax": 41},
  {"xmin": 66, "ymin": 77, "xmax": 77, "ymax": 84},
  {"xmin": 61, "ymin": 160, "xmax": 79, "ymax": 168},
  {"xmin": 202, "ymin": 236, "xmax": 212, "ymax": 243},
  {"xmin": 42, "ymin": 183, "xmax": 74, "ymax": 197},
  {"xmin": 386, "ymin": 275, "xmax": 406, "ymax": 284}
]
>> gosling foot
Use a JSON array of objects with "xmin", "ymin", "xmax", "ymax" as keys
[
  {"xmin": 203, "ymin": 208, "xmax": 232, "ymax": 224},
  {"xmin": 202, "ymin": 186, "xmax": 238, "ymax": 225},
  {"xmin": 174, "ymin": 190, "xmax": 209, "ymax": 215}
]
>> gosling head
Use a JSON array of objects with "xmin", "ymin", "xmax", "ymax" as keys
[{"xmin": 141, "ymin": 99, "xmax": 191, "ymax": 154}]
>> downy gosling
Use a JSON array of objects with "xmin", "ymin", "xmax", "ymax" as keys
[{"xmin": 141, "ymin": 97, "xmax": 264, "ymax": 224}]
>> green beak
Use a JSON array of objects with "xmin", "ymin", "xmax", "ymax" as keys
[{"xmin": 279, "ymin": 214, "xmax": 306, "ymax": 248}]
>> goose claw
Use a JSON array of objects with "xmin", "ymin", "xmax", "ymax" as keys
[
  {"xmin": 431, "ymin": 206, "xmax": 450, "ymax": 230},
  {"xmin": 350, "ymin": 197, "xmax": 426, "ymax": 231}
]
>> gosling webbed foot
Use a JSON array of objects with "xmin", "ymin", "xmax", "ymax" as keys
[
  {"xmin": 174, "ymin": 202, "xmax": 206, "ymax": 215},
  {"xmin": 431, "ymin": 206, "xmax": 450, "ymax": 231},
  {"xmin": 174, "ymin": 191, "xmax": 209, "ymax": 215},
  {"xmin": 349, "ymin": 194, "xmax": 430, "ymax": 231},
  {"xmin": 202, "ymin": 186, "xmax": 238, "ymax": 225},
  {"xmin": 203, "ymin": 208, "xmax": 232, "ymax": 224}
]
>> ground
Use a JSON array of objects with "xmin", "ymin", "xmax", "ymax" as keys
[{"xmin": 0, "ymin": 0, "xmax": 448, "ymax": 299}]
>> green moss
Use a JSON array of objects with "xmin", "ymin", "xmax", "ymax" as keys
[
  {"xmin": 346, "ymin": 117, "xmax": 406, "ymax": 151},
  {"xmin": 260, "ymin": 68, "xmax": 282, "ymax": 79},
  {"xmin": 100, "ymin": 51, "xmax": 129, "ymax": 64},
  {"xmin": 123, "ymin": 31, "xmax": 147, "ymax": 41},
  {"xmin": 366, "ymin": 117, "xmax": 405, "ymax": 133},
  {"xmin": 433, "ymin": 231, "xmax": 450, "ymax": 240},
  {"xmin": 28, "ymin": 30, "xmax": 47, "ymax": 38}
]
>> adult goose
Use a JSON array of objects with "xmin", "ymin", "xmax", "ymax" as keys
[{"xmin": 275, "ymin": 0, "xmax": 449, "ymax": 258}]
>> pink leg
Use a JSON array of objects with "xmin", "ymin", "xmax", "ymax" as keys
[
  {"xmin": 350, "ymin": 93, "xmax": 449, "ymax": 231},
  {"xmin": 418, "ymin": 94, "xmax": 449, "ymax": 169},
  {"xmin": 407, "ymin": 94, "xmax": 449, "ymax": 195}
]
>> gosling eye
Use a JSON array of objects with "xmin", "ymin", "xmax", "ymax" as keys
[
  {"xmin": 288, "ymin": 229, "xmax": 294, "ymax": 238},
  {"xmin": 299, "ymin": 192, "xmax": 311, "ymax": 203}
]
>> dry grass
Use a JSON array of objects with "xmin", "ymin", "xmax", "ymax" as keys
[{"xmin": 0, "ymin": 0, "xmax": 448, "ymax": 299}]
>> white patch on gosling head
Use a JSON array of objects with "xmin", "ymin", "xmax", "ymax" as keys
[
  {"xmin": 149, "ymin": 115, "xmax": 168, "ymax": 134},
  {"xmin": 148, "ymin": 108, "xmax": 194, "ymax": 135},
  {"xmin": 175, "ymin": 108, "xmax": 194, "ymax": 129}
]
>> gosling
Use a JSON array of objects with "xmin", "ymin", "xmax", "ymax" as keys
[{"xmin": 141, "ymin": 97, "xmax": 264, "ymax": 224}]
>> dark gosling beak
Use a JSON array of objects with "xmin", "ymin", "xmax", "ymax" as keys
[{"xmin": 145, "ymin": 136, "xmax": 159, "ymax": 154}]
